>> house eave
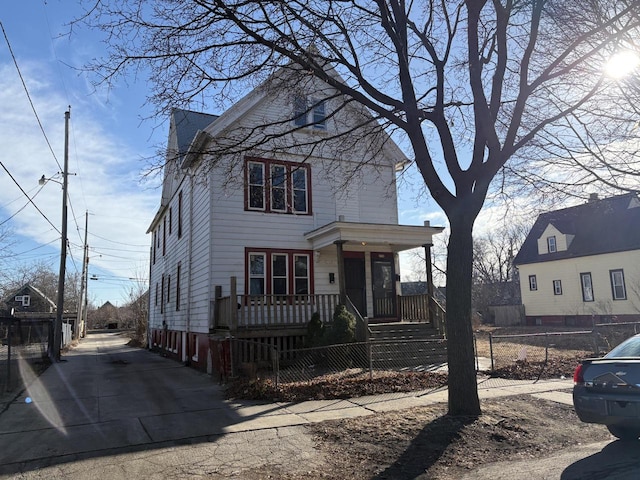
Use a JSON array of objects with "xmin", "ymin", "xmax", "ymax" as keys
[{"xmin": 304, "ymin": 221, "xmax": 444, "ymax": 251}]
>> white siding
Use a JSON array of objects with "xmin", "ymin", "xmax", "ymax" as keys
[{"xmin": 149, "ymin": 71, "xmax": 408, "ymax": 335}]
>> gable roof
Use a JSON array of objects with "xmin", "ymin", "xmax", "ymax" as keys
[
  {"xmin": 172, "ymin": 108, "xmax": 219, "ymax": 162},
  {"xmin": 2, "ymin": 283, "xmax": 57, "ymax": 310},
  {"xmin": 514, "ymin": 193, "xmax": 640, "ymax": 265}
]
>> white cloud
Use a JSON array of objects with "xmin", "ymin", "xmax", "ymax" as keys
[{"xmin": 0, "ymin": 60, "xmax": 159, "ymax": 303}]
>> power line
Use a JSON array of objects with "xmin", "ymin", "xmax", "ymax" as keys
[
  {"xmin": 0, "ymin": 160, "xmax": 61, "ymax": 235},
  {"xmin": 88, "ymin": 231, "xmax": 149, "ymax": 247},
  {"xmin": 0, "ymin": 185, "xmax": 46, "ymax": 226},
  {"xmin": 0, "ymin": 20, "xmax": 62, "ymax": 172}
]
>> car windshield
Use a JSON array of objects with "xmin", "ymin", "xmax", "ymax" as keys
[{"xmin": 606, "ymin": 335, "xmax": 640, "ymax": 358}]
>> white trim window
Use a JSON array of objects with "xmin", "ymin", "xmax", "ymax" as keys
[
  {"xmin": 610, "ymin": 269, "xmax": 627, "ymax": 300},
  {"xmin": 248, "ymin": 161, "xmax": 266, "ymax": 210},
  {"xmin": 293, "ymin": 95, "xmax": 326, "ymax": 130},
  {"xmin": 249, "ymin": 253, "xmax": 266, "ymax": 295},
  {"xmin": 247, "ymin": 250, "xmax": 312, "ymax": 296},
  {"xmin": 294, "ymin": 254, "xmax": 310, "ymax": 295},
  {"xmin": 15, "ymin": 295, "xmax": 30, "ymax": 307},
  {"xmin": 528, "ymin": 275, "xmax": 538, "ymax": 291},
  {"xmin": 553, "ymin": 279, "xmax": 563, "ymax": 295},
  {"xmin": 547, "ymin": 236, "xmax": 557, "ymax": 253},
  {"xmin": 246, "ymin": 158, "xmax": 310, "ymax": 214},
  {"xmin": 272, "ymin": 253, "xmax": 288, "ymax": 295},
  {"xmin": 580, "ymin": 273, "xmax": 594, "ymax": 302}
]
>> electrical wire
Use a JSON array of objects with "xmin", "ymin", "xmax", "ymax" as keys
[
  {"xmin": 0, "ymin": 160, "xmax": 61, "ymax": 235},
  {"xmin": 0, "ymin": 20, "xmax": 62, "ymax": 172}
]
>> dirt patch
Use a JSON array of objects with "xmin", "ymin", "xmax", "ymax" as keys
[
  {"xmin": 306, "ymin": 395, "xmax": 611, "ymax": 480},
  {"xmin": 225, "ymin": 369, "xmax": 448, "ymax": 402},
  {"xmin": 224, "ymin": 355, "xmax": 580, "ymax": 402},
  {"xmin": 238, "ymin": 395, "xmax": 611, "ymax": 480}
]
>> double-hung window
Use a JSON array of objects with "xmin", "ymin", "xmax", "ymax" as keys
[
  {"xmin": 246, "ymin": 158, "xmax": 310, "ymax": 214},
  {"xmin": 547, "ymin": 236, "xmax": 557, "ymax": 253},
  {"xmin": 553, "ymin": 280, "xmax": 563, "ymax": 295},
  {"xmin": 246, "ymin": 249, "xmax": 312, "ymax": 297},
  {"xmin": 293, "ymin": 95, "xmax": 326, "ymax": 130},
  {"xmin": 528, "ymin": 275, "xmax": 537, "ymax": 291},
  {"xmin": 610, "ymin": 269, "xmax": 627, "ymax": 300},
  {"xmin": 580, "ymin": 273, "xmax": 594, "ymax": 302}
]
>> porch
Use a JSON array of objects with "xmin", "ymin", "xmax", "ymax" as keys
[{"xmin": 212, "ymin": 287, "xmax": 445, "ymax": 338}]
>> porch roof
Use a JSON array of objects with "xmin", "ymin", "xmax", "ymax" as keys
[{"xmin": 304, "ymin": 221, "xmax": 444, "ymax": 252}]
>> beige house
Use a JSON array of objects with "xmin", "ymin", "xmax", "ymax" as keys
[{"xmin": 514, "ymin": 193, "xmax": 640, "ymax": 326}]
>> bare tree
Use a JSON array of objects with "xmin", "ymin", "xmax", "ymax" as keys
[
  {"xmin": 119, "ymin": 271, "xmax": 149, "ymax": 346},
  {"xmin": 79, "ymin": 0, "xmax": 640, "ymax": 415},
  {"xmin": 473, "ymin": 221, "xmax": 530, "ymax": 285}
]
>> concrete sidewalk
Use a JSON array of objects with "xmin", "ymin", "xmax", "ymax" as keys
[{"xmin": 0, "ymin": 332, "xmax": 574, "ymax": 478}]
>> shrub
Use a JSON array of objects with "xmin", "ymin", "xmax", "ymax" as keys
[
  {"xmin": 305, "ymin": 311, "xmax": 324, "ymax": 347},
  {"xmin": 325, "ymin": 304, "xmax": 356, "ymax": 345}
]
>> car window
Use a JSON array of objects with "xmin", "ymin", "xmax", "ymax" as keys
[{"xmin": 606, "ymin": 336, "xmax": 640, "ymax": 358}]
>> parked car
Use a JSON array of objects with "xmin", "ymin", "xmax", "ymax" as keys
[{"xmin": 573, "ymin": 334, "xmax": 640, "ymax": 441}]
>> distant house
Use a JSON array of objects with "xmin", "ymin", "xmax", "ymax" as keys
[
  {"xmin": 89, "ymin": 301, "xmax": 120, "ymax": 329},
  {"xmin": 147, "ymin": 65, "xmax": 444, "ymax": 371},
  {"xmin": 514, "ymin": 193, "xmax": 640, "ymax": 326},
  {"xmin": 2, "ymin": 284, "xmax": 56, "ymax": 317}
]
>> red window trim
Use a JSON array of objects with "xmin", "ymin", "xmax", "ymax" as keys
[
  {"xmin": 244, "ymin": 247, "xmax": 314, "ymax": 295},
  {"xmin": 244, "ymin": 157, "xmax": 312, "ymax": 215}
]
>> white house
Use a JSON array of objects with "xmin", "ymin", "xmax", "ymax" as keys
[
  {"xmin": 514, "ymin": 193, "xmax": 640, "ymax": 327},
  {"xmin": 146, "ymin": 69, "xmax": 443, "ymax": 371}
]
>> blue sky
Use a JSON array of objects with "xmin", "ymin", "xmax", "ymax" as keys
[
  {"xmin": 0, "ymin": 2, "xmax": 162, "ymax": 306},
  {"xmin": 0, "ymin": 2, "xmax": 456, "ymax": 306}
]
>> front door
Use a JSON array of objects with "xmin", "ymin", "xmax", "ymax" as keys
[
  {"xmin": 372, "ymin": 254, "xmax": 396, "ymax": 318},
  {"xmin": 344, "ymin": 257, "xmax": 366, "ymax": 317}
]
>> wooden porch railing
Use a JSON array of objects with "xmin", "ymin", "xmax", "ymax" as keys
[
  {"xmin": 214, "ymin": 294, "xmax": 340, "ymax": 330},
  {"xmin": 398, "ymin": 294, "xmax": 446, "ymax": 337}
]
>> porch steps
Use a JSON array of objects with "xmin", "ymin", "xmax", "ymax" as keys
[
  {"xmin": 368, "ymin": 322, "xmax": 443, "ymax": 341},
  {"xmin": 368, "ymin": 322, "xmax": 447, "ymax": 369}
]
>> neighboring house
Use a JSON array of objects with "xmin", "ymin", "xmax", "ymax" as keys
[
  {"xmin": 2, "ymin": 284, "xmax": 56, "ymax": 317},
  {"xmin": 147, "ymin": 67, "xmax": 444, "ymax": 371},
  {"xmin": 514, "ymin": 193, "xmax": 640, "ymax": 326},
  {"xmin": 88, "ymin": 301, "xmax": 120, "ymax": 329}
]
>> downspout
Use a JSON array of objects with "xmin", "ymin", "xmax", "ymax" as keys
[
  {"xmin": 147, "ymin": 244, "xmax": 153, "ymax": 349},
  {"xmin": 186, "ymin": 171, "xmax": 194, "ymax": 362}
]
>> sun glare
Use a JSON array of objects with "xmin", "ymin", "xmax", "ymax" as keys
[{"xmin": 605, "ymin": 51, "xmax": 640, "ymax": 79}]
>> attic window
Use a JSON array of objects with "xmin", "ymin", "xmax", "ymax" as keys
[
  {"xmin": 547, "ymin": 236, "xmax": 557, "ymax": 253},
  {"xmin": 15, "ymin": 295, "xmax": 30, "ymax": 307},
  {"xmin": 293, "ymin": 95, "xmax": 326, "ymax": 130}
]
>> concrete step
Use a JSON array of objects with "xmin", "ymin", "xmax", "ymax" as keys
[{"xmin": 369, "ymin": 322, "xmax": 442, "ymax": 341}]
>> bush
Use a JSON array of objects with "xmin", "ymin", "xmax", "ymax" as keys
[
  {"xmin": 305, "ymin": 311, "xmax": 324, "ymax": 347},
  {"xmin": 325, "ymin": 304, "xmax": 356, "ymax": 345}
]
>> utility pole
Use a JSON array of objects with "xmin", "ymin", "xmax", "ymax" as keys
[
  {"xmin": 52, "ymin": 108, "xmax": 70, "ymax": 362},
  {"xmin": 77, "ymin": 210, "xmax": 89, "ymax": 339}
]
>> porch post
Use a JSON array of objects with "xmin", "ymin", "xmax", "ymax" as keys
[
  {"xmin": 423, "ymin": 242, "xmax": 434, "ymax": 322},
  {"xmin": 230, "ymin": 276, "xmax": 238, "ymax": 332},
  {"xmin": 334, "ymin": 240, "xmax": 347, "ymax": 304}
]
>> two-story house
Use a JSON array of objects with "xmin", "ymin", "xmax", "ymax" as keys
[
  {"xmin": 514, "ymin": 193, "xmax": 640, "ymax": 326},
  {"xmin": 147, "ymin": 68, "xmax": 444, "ymax": 371}
]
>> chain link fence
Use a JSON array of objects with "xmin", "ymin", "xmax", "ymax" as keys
[
  {"xmin": 0, "ymin": 319, "xmax": 51, "ymax": 394},
  {"xmin": 225, "ymin": 324, "xmax": 640, "ymax": 390},
  {"xmin": 227, "ymin": 337, "xmax": 447, "ymax": 386},
  {"xmin": 475, "ymin": 323, "xmax": 640, "ymax": 382}
]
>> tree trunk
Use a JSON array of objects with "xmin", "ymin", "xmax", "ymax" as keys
[{"xmin": 446, "ymin": 212, "xmax": 481, "ymax": 416}]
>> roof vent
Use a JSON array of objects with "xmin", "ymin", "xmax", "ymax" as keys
[{"xmin": 588, "ymin": 193, "xmax": 599, "ymax": 203}]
